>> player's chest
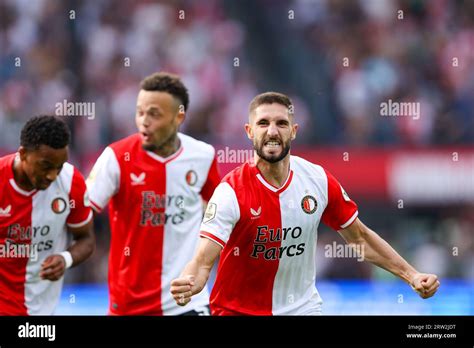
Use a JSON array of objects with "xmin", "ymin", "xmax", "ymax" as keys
[
  {"xmin": 238, "ymin": 178, "xmax": 327, "ymax": 243},
  {"xmin": 118, "ymin": 158, "xmax": 206, "ymax": 206},
  {"xmin": 0, "ymin": 185, "xmax": 69, "ymax": 242}
]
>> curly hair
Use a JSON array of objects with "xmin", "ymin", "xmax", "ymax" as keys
[
  {"xmin": 140, "ymin": 72, "xmax": 189, "ymax": 111},
  {"xmin": 20, "ymin": 115, "xmax": 71, "ymax": 150}
]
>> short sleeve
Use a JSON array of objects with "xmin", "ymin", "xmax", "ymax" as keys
[
  {"xmin": 200, "ymin": 155, "xmax": 221, "ymax": 202},
  {"xmin": 86, "ymin": 147, "xmax": 120, "ymax": 212},
  {"xmin": 199, "ymin": 182, "xmax": 240, "ymax": 248},
  {"xmin": 321, "ymin": 169, "xmax": 358, "ymax": 231},
  {"xmin": 67, "ymin": 168, "xmax": 93, "ymax": 228}
]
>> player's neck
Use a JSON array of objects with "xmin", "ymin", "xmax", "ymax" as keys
[
  {"xmin": 254, "ymin": 154, "xmax": 291, "ymax": 189},
  {"xmin": 152, "ymin": 135, "xmax": 181, "ymax": 158},
  {"xmin": 12, "ymin": 155, "xmax": 35, "ymax": 191}
]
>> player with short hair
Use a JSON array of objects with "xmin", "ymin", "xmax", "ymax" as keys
[
  {"xmin": 171, "ymin": 92, "xmax": 440, "ymax": 315},
  {"xmin": 0, "ymin": 115, "xmax": 95, "ymax": 315},
  {"xmin": 86, "ymin": 72, "xmax": 220, "ymax": 315}
]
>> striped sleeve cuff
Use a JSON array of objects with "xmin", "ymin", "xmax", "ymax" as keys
[
  {"xmin": 90, "ymin": 200, "xmax": 103, "ymax": 213},
  {"xmin": 200, "ymin": 231, "xmax": 226, "ymax": 248},
  {"xmin": 67, "ymin": 210, "xmax": 93, "ymax": 228},
  {"xmin": 340, "ymin": 210, "xmax": 358, "ymax": 229}
]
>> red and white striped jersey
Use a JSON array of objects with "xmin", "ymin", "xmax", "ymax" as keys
[
  {"xmin": 86, "ymin": 133, "xmax": 220, "ymax": 315},
  {"xmin": 0, "ymin": 154, "xmax": 93, "ymax": 315},
  {"xmin": 200, "ymin": 155, "xmax": 358, "ymax": 315}
]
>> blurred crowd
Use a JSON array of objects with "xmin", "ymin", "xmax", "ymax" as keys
[
  {"xmin": 1, "ymin": 0, "xmax": 473, "ymax": 152},
  {"xmin": 0, "ymin": 0, "xmax": 472, "ymax": 283},
  {"xmin": 283, "ymin": 0, "xmax": 474, "ymax": 145}
]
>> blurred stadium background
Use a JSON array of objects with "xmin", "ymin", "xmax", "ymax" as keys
[{"xmin": 0, "ymin": 0, "xmax": 473, "ymax": 314}]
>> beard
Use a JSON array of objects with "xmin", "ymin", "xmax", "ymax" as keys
[
  {"xmin": 142, "ymin": 143, "xmax": 158, "ymax": 152},
  {"xmin": 141, "ymin": 131, "xmax": 176, "ymax": 153},
  {"xmin": 254, "ymin": 138, "xmax": 291, "ymax": 163}
]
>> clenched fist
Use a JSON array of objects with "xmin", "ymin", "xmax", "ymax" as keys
[
  {"xmin": 170, "ymin": 275, "xmax": 196, "ymax": 306},
  {"xmin": 410, "ymin": 273, "xmax": 440, "ymax": 299}
]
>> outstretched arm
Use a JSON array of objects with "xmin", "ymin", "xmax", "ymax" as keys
[
  {"xmin": 338, "ymin": 218, "xmax": 440, "ymax": 299},
  {"xmin": 171, "ymin": 237, "xmax": 222, "ymax": 306}
]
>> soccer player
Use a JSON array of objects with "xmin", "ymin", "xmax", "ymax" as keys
[
  {"xmin": 86, "ymin": 72, "xmax": 220, "ymax": 315},
  {"xmin": 0, "ymin": 115, "xmax": 95, "ymax": 315},
  {"xmin": 170, "ymin": 92, "xmax": 440, "ymax": 315}
]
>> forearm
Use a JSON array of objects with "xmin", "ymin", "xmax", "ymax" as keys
[
  {"xmin": 181, "ymin": 257, "xmax": 212, "ymax": 295},
  {"xmin": 341, "ymin": 220, "xmax": 418, "ymax": 283},
  {"xmin": 339, "ymin": 218, "xmax": 440, "ymax": 298},
  {"xmin": 172, "ymin": 238, "xmax": 221, "ymax": 305},
  {"xmin": 66, "ymin": 234, "xmax": 95, "ymax": 267},
  {"xmin": 357, "ymin": 228, "xmax": 417, "ymax": 283}
]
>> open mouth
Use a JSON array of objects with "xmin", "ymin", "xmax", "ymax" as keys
[
  {"xmin": 140, "ymin": 132, "xmax": 151, "ymax": 141},
  {"xmin": 264, "ymin": 140, "xmax": 281, "ymax": 149}
]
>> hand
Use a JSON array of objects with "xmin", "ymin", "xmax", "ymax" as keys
[
  {"xmin": 39, "ymin": 254, "xmax": 67, "ymax": 281},
  {"xmin": 170, "ymin": 275, "xmax": 196, "ymax": 306},
  {"xmin": 410, "ymin": 273, "xmax": 440, "ymax": 299}
]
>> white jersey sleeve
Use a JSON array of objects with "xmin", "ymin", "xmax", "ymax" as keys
[
  {"xmin": 199, "ymin": 182, "xmax": 240, "ymax": 248},
  {"xmin": 86, "ymin": 147, "xmax": 120, "ymax": 212}
]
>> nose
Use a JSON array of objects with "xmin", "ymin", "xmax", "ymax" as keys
[
  {"xmin": 267, "ymin": 122, "xmax": 279, "ymax": 137},
  {"xmin": 141, "ymin": 114, "xmax": 151, "ymax": 128},
  {"xmin": 45, "ymin": 169, "xmax": 59, "ymax": 183}
]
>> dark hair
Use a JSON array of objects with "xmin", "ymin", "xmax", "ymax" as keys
[
  {"xmin": 20, "ymin": 115, "xmax": 71, "ymax": 150},
  {"xmin": 249, "ymin": 92, "xmax": 293, "ymax": 116},
  {"xmin": 140, "ymin": 72, "xmax": 189, "ymax": 111}
]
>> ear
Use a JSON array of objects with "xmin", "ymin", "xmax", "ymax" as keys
[
  {"xmin": 176, "ymin": 110, "xmax": 186, "ymax": 126},
  {"xmin": 291, "ymin": 123, "xmax": 299, "ymax": 140},
  {"xmin": 18, "ymin": 146, "xmax": 27, "ymax": 161},
  {"xmin": 245, "ymin": 123, "xmax": 253, "ymax": 140}
]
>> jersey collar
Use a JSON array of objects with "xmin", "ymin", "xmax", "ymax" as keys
[
  {"xmin": 144, "ymin": 134, "xmax": 184, "ymax": 164},
  {"xmin": 251, "ymin": 161, "xmax": 294, "ymax": 194},
  {"xmin": 9, "ymin": 154, "xmax": 37, "ymax": 196},
  {"xmin": 145, "ymin": 146, "xmax": 183, "ymax": 164}
]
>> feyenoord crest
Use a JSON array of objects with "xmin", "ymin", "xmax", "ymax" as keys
[
  {"xmin": 301, "ymin": 195, "xmax": 317, "ymax": 214},
  {"xmin": 185, "ymin": 170, "xmax": 198, "ymax": 186},
  {"xmin": 51, "ymin": 197, "xmax": 67, "ymax": 214}
]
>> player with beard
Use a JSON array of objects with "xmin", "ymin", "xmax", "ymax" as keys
[
  {"xmin": 171, "ymin": 92, "xmax": 440, "ymax": 315},
  {"xmin": 86, "ymin": 72, "xmax": 220, "ymax": 315}
]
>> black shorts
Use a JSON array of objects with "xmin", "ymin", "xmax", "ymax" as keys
[{"xmin": 179, "ymin": 305, "xmax": 210, "ymax": 316}]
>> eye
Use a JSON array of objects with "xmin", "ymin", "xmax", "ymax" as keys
[
  {"xmin": 144, "ymin": 108, "xmax": 161, "ymax": 118},
  {"xmin": 40, "ymin": 165, "xmax": 53, "ymax": 173}
]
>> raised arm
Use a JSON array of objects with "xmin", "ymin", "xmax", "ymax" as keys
[{"xmin": 338, "ymin": 218, "xmax": 440, "ymax": 299}]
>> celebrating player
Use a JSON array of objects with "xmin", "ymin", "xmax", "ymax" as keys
[
  {"xmin": 0, "ymin": 115, "xmax": 95, "ymax": 315},
  {"xmin": 86, "ymin": 72, "xmax": 220, "ymax": 315},
  {"xmin": 171, "ymin": 92, "xmax": 440, "ymax": 315}
]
